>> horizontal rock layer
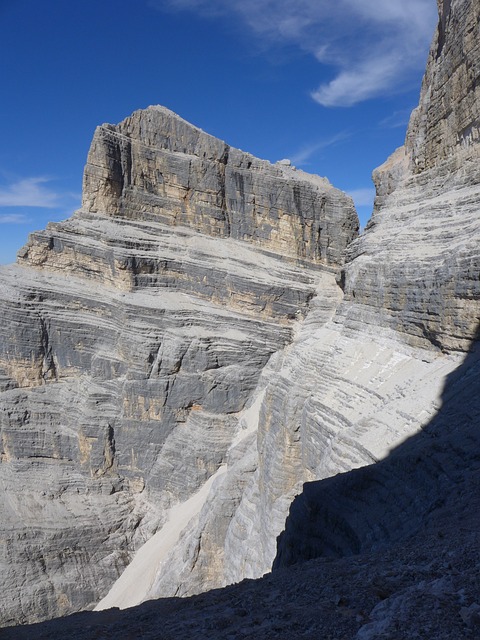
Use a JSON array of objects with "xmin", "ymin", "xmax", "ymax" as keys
[
  {"xmin": 0, "ymin": 109, "xmax": 357, "ymax": 626},
  {"xmin": 82, "ymin": 106, "xmax": 357, "ymax": 266}
]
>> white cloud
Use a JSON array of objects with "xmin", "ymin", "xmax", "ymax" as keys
[
  {"xmin": 380, "ymin": 108, "xmax": 414, "ymax": 129},
  {"xmin": 0, "ymin": 213, "xmax": 30, "ymax": 224},
  {"xmin": 154, "ymin": 0, "xmax": 437, "ymax": 107},
  {"xmin": 0, "ymin": 177, "xmax": 61, "ymax": 208},
  {"xmin": 312, "ymin": 56, "xmax": 400, "ymax": 108},
  {"xmin": 290, "ymin": 131, "xmax": 350, "ymax": 165},
  {"xmin": 347, "ymin": 188, "xmax": 376, "ymax": 208}
]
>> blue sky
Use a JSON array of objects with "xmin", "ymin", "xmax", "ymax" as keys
[{"xmin": 0, "ymin": 0, "xmax": 437, "ymax": 264}]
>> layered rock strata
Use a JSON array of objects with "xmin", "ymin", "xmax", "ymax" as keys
[
  {"xmin": 0, "ymin": 108, "xmax": 357, "ymax": 626},
  {"xmin": 343, "ymin": 0, "xmax": 480, "ymax": 352},
  {"xmin": 2, "ymin": 0, "xmax": 480, "ymax": 627},
  {"xmin": 258, "ymin": 0, "xmax": 480, "ymax": 568},
  {"xmin": 136, "ymin": 0, "xmax": 480, "ymax": 595}
]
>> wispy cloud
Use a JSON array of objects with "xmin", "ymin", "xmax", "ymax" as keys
[
  {"xmin": 0, "ymin": 177, "xmax": 61, "ymax": 208},
  {"xmin": 290, "ymin": 131, "xmax": 350, "ymax": 166},
  {"xmin": 312, "ymin": 55, "xmax": 401, "ymax": 108},
  {"xmin": 0, "ymin": 213, "xmax": 31, "ymax": 224},
  {"xmin": 153, "ymin": 0, "xmax": 437, "ymax": 107},
  {"xmin": 347, "ymin": 187, "xmax": 376, "ymax": 208},
  {"xmin": 380, "ymin": 108, "xmax": 414, "ymax": 129}
]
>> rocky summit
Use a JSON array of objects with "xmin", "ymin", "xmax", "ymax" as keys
[{"xmin": 1, "ymin": 0, "xmax": 479, "ymax": 638}]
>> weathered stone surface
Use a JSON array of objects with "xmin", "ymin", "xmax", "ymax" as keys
[
  {"xmin": 0, "ymin": 108, "xmax": 357, "ymax": 626},
  {"xmin": 239, "ymin": 0, "xmax": 480, "ymax": 575},
  {"xmin": 274, "ymin": 338, "xmax": 480, "ymax": 567},
  {"xmin": 136, "ymin": 0, "xmax": 480, "ymax": 596},
  {"xmin": 343, "ymin": 0, "xmax": 480, "ymax": 351},
  {"xmin": 2, "ymin": 0, "xmax": 480, "ymax": 631},
  {"xmin": 407, "ymin": 0, "xmax": 480, "ymax": 173},
  {"xmin": 81, "ymin": 105, "xmax": 356, "ymax": 266}
]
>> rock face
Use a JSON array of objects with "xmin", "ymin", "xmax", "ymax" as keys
[
  {"xmin": 0, "ymin": 108, "xmax": 357, "ymax": 626},
  {"xmin": 130, "ymin": 0, "xmax": 480, "ymax": 599},
  {"xmin": 82, "ymin": 108, "xmax": 353, "ymax": 266},
  {"xmin": 269, "ymin": 0, "xmax": 480, "ymax": 565},
  {"xmin": 1, "ymin": 0, "xmax": 480, "ymax": 630},
  {"xmin": 343, "ymin": 0, "xmax": 480, "ymax": 352}
]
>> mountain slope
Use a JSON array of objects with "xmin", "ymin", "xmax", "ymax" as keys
[{"xmin": 1, "ymin": 0, "xmax": 479, "ymax": 633}]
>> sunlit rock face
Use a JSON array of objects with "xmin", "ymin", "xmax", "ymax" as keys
[
  {"xmin": 343, "ymin": 0, "xmax": 480, "ymax": 352},
  {"xmin": 2, "ymin": 0, "xmax": 479, "ymax": 628},
  {"xmin": 96, "ymin": 0, "xmax": 480, "ymax": 599},
  {"xmin": 0, "ymin": 107, "xmax": 357, "ymax": 626},
  {"xmin": 144, "ymin": 0, "xmax": 479, "ymax": 594},
  {"xmin": 82, "ymin": 106, "xmax": 354, "ymax": 266}
]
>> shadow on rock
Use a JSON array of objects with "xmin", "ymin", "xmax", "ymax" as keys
[{"xmin": 273, "ymin": 324, "xmax": 480, "ymax": 568}]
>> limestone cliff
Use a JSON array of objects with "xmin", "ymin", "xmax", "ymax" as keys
[
  {"xmin": 82, "ymin": 107, "xmax": 353, "ymax": 266},
  {"xmin": 266, "ymin": 0, "xmax": 480, "ymax": 566},
  {"xmin": 344, "ymin": 0, "xmax": 480, "ymax": 352},
  {"xmin": 1, "ymin": 0, "xmax": 479, "ymax": 630},
  {"xmin": 131, "ymin": 0, "xmax": 480, "ymax": 598},
  {"xmin": 0, "ymin": 108, "xmax": 357, "ymax": 626}
]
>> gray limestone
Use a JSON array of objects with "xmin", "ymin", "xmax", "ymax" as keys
[
  {"xmin": 1, "ymin": 0, "xmax": 479, "ymax": 632},
  {"xmin": 0, "ymin": 109, "xmax": 357, "ymax": 626},
  {"xmin": 81, "ymin": 106, "xmax": 356, "ymax": 266},
  {"xmin": 132, "ymin": 0, "xmax": 480, "ymax": 598},
  {"xmin": 234, "ymin": 0, "xmax": 480, "ymax": 577}
]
